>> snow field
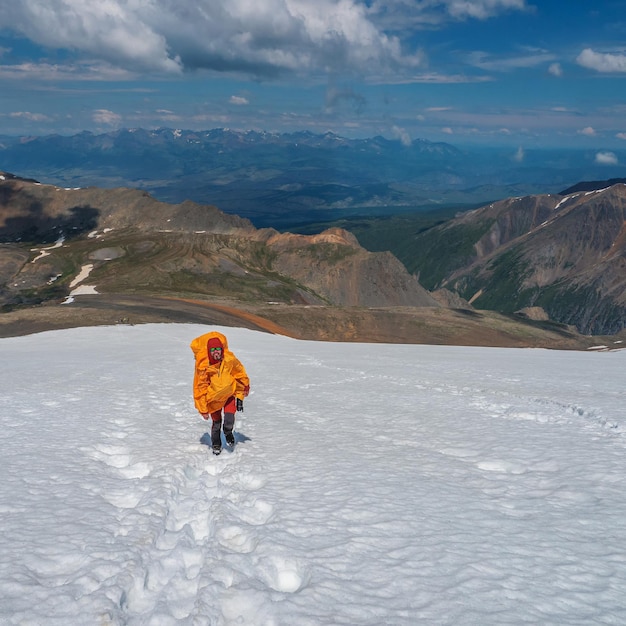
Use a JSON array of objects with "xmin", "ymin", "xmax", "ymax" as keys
[{"xmin": 1, "ymin": 324, "xmax": 625, "ymax": 625}]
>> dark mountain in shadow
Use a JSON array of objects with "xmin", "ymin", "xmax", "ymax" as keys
[{"xmin": 560, "ymin": 178, "xmax": 626, "ymax": 194}]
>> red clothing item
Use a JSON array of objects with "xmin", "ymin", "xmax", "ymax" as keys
[
  {"xmin": 207, "ymin": 336, "xmax": 224, "ymax": 364},
  {"xmin": 209, "ymin": 395, "xmax": 237, "ymax": 422}
]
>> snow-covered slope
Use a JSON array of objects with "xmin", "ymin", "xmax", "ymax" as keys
[{"xmin": 1, "ymin": 324, "xmax": 625, "ymax": 625}]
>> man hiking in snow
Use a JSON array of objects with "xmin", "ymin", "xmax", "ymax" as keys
[{"xmin": 190, "ymin": 331, "xmax": 250, "ymax": 455}]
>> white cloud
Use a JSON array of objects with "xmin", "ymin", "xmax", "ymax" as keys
[
  {"xmin": 368, "ymin": 0, "xmax": 530, "ymax": 27},
  {"xmin": 391, "ymin": 125, "xmax": 412, "ymax": 146},
  {"xmin": 442, "ymin": 127, "xmax": 454, "ymax": 134},
  {"xmin": 1, "ymin": 0, "xmax": 181, "ymax": 74},
  {"xmin": 617, "ymin": 132, "xmax": 626, "ymax": 141},
  {"xmin": 92, "ymin": 109, "xmax": 122, "ymax": 126},
  {"xmin": 388, "ymin": 72, "xmax": 492, "ymax": 84},
  {"xmin": 153, "ymin": 110, "xmax": 182, "ymax": 122},
  {"xmin": 367, "ymin": 0, "xmax": 535, "ymax": 32},
  {"xmin": 513, "ymin": 146, "xmax": 524, "ymax": 161},
  {"xmin": 0, "ymin": 61, "xmax": 132, "ymax": 81},
  {"xmin": 0, "ymin": 0, "xmax": 423, "ymax": 79},
  {"xmin": 577, "ymin": 48, "xmax": 626, "ymax": 73},
  {"xmin": 467, "ymin": 49, "xmax": 555, "ymax": 72},
  {"xmin": 548, "ymin": 62, "xmax": 562, "ymax": 77},
  {"xmin": 8, "ymin": 111, "xmax": 51, "ymax": 122},
  {"xmin": 595, "ymin": 151, "xmax": 618, "ymax": 165},
  {"xmin": 230, "ymin": 96, "xmax": 249, "ymax": 106},
  {"xmin": 446, "ymin": 0, "xmax": 529, "ymax": 20},
  {"xmin": 578, "ymin": 126, "xmax": 596, "ymax": 136}
]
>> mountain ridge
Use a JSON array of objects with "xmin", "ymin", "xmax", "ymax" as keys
[
  {"xmin": 405, "ymin": 184, "xmax": 626, "ymax": 335},
  {"xmin": 0, "ymin": 171, "xmax": 437, "ymax": 312},
  {"xmin": 1, "ymin": 170, "xmax": 611, "ymax": 349},
  {"xmin": 2, "ymin": 127, "xmax": 623, "ymax": 229}
]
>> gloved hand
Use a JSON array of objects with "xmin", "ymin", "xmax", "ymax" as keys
[{"xmin": 236, "ymin": 398, "xmax": 244, "ymax": 412}]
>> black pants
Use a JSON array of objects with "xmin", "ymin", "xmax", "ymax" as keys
[{"xmin": 211, "ymin": 412, "xmax": 235, "ymax": 447}]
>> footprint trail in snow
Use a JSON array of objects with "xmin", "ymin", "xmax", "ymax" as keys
[{"xmin": 1, "ymin": 323, "xmax": 626, "ymax": 625}]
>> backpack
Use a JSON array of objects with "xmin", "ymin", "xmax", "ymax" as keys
[{"xmin": 205, "ymin": 360, "xmax": 237, "ymax": 413}]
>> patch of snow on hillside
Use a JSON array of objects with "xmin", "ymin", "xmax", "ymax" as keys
[
  {"xmin": 31, "ymin": 238, "xmax": 65, "ymax": 262},
  {"xmin": 88, "ymin": 228, "xmax": 114, "ymax": 239},
  {"xmin": 61, "ymin": 264, "xmax": 99, "ymax": 304},
  {"xmin": 69, "ymin": 285, "xmax": 98, "ymax": 296},
  {"xmin": 68, "ymin": 263, "xmax": 94, "ymax": 288}
]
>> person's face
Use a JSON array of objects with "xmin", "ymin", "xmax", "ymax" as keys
[{"xmin": 210, "ymin": 347, "xmax": 223, "ymax": 361}]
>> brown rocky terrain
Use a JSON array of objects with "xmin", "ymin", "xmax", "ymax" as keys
[
  {"xmin": 2, "ymin": 293, "xmax": 622, "ymax": 351},
  {"xmin": 1, "ymin": 172, "xmax": 624, "ymax": 349},
  {"xmin": 0, "ymin": 173, "xmax": 438, "ymax": 309},
  {"xmin": 411, "ymin": 184, "xmax": 626, "ymax": 335}
]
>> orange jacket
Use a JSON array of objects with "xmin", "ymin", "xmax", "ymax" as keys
[{"xmin": 190, "ymin": 331, "xmax": 250, "ymax": 414}]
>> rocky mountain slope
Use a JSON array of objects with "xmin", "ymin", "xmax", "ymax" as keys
[
  {"xmin": 0, "ymin": 172, "xmax": 437, "ymax": 316},
  {"xmin": 2, "ymin": 171, "xmax": 622, "ymax": 348},
  {"xmin": 407, "ymin": 184, "xmax": 626, "ymax": 334}
]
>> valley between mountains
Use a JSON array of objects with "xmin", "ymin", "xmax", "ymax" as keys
[{"xmin": 0, "ymin": 171, "xmax": 624, "ymax": 349}]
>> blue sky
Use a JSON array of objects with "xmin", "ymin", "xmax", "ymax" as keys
[{"xmin": 0, "ymin": 0, "xmax": 625, "ymax": 148}]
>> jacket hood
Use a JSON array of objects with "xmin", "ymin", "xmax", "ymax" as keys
[{"xmin": 190, "ymin": 331, "xmax": 230, "ymax": 363}]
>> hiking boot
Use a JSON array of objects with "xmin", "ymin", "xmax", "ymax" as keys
[
  {"xmin": 212, "ymin": 444, "xmax": 222, "ymax": 456},
  {"xmin": 225, "ymin": 431, "xmax": 235, "ymax": 447}
]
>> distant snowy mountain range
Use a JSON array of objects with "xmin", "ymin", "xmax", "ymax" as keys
[{"xmin": 1, "ymin": 128, "xmax": 624, "ymax": 228}]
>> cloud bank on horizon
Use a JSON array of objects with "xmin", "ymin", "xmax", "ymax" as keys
[{"xmin": 0, "ymin": 0, "xmax": 625, "ymax": 148}]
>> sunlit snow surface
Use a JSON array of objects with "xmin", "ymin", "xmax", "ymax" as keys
[{"xmin": 1, "ymin": 324, "xmax": 626, "ymax": 625}]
